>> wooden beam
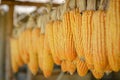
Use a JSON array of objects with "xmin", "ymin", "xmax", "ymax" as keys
[{"xmin": 1, "ymin": 0, "xmax": 60, "ymax": 7}]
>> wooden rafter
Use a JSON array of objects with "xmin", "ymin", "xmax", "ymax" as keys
[{"xmin": 1, "ymin": 0, "xmax": 60, "ymax": 7}]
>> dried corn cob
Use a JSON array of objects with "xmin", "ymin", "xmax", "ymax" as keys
[
  {"xmin": 62, "ymin": 12, "xmax": 77, "ymax": 61},
  {"xmin": 43, "ymin": 39, "xmax": 54, "ymax": 78},
  {"xmin": 37, "ymin": 34, "xmax": 44, "ymax": 71},
  {"xmin": 92, "ymin": 10, "xmax": 108, "ymax": 73},
  {"xmin": 10, "ymin": 37, "xmax": 24, "ymax": 67},
  {"xmin": 27, "ymin": 28, "xmax": 39, "ymax": 75},
  {"xmin": 19, "ymin": 31, "xmax": 29, "ymax": 64},
  {"xmin": 82, "ymin": 11, "xmax": 94, "ymax": 69},
  {"xmin": 10, "ymin": 38, "xmax": 19, "ymax": 73},
  {"xmin": 56, "ymin": 21, "xmax": 66, "ymax": 60},
  {"xmin": 106, "ymin": 0, "xmax": 120, "ymax": 72},
  {"xmin": 45, "ymin": 21, "xmax": 61, "ymax": 65},
  {"xmin": 27, "ymin": 28, "xmax": 41, "ymax": 75},
  {"xmin": 53, "ymin": 20, "xmax": 63, "ymax": 61},
  {"xmin": 70, "ymin": 9, "xmax": 84, "ymax": 58}
]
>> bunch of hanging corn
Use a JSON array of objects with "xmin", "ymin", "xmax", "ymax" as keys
[{"xmin": 10, "ymin": 0, "xmax": 120, "ymax": 79}]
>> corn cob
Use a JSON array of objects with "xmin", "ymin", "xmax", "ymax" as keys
[
  {"xmin": 27, "ymin": 28, "xmax": 41, "ymax": 75},
  {"xmin": 106, "ymin": 0, "xmax": 120, "ymax": 72},
  {"xmin": 82, "ymin": 11, "xmax": 94, "ymax": 69},
  {"xmin": 24, "ymin": 28, "xmax": 38, "ymax": 74},
  {"xmin": 13, "ymin": 38, "xmax": 24, "ymax": 67},
  {"xmin": 10, "ymin": 38, "xmax": 19, "ymax": 73},
  {"xmin": 19, "ymin": 31, "xmax": 29, "ymax": 64},
  {"xmin": 45, "ymin": 21, "xmax": 61, "ymax": 65},
  {"xmin": 56, "ymin": 21, "xmax": 66, "ymax": 60},
  {"xmin": 62, "ymin": 12, "xmax": 77, "ymax": 61},
  {"xmin": 92, "ymin": 10, "xmax": 108, "ymax": 73},
  {"xmin": 43, "ymin": 39, "xmax": 54, "ymax": 78},
  {"xmin": 70, "ymin": 9, "xmax": 84, "ymax": 58},
  {"xmin": 53, "ymin": 21, "xmax": 62, "ymax": 61},
  {"xmin": 37, "ymin": 34, "xmax": 44, "ymax": 71}
]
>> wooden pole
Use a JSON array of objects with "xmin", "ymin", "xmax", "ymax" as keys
[
  {"xmin": 5, "ymin": 5, "xmax": 14, "ymax": 80},
  {"xmin": 0, "ymin": 12, "xmax": 7, "ymax": 80}
]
